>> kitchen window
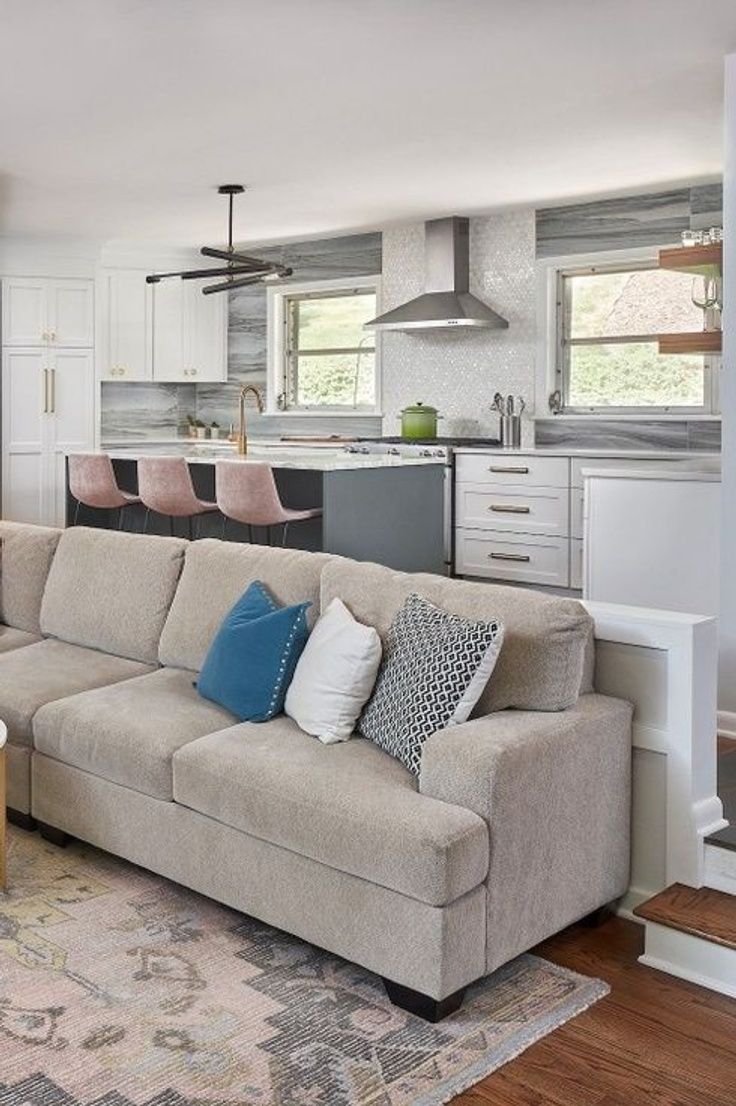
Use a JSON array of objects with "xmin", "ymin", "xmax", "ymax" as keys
[
  {"xmin": 556, "ymin": 261, "xmax": 718, "ymax": 413},
  {"xmin": 267, "ymin": 277, "xmax": 380, "ymax": 413}
]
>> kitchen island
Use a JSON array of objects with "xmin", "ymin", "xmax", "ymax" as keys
[{"xmin": 66, "ymin": 443, "xmax": 447, "ymax": 575}]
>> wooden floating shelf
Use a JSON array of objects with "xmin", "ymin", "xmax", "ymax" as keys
[
  {"xmin": 659, "ymin": 243, "xmax": 722, "ymax": 276},
  {"xmin": 658, "ymin": 330, "xmax": 722, "ymax": 355}
]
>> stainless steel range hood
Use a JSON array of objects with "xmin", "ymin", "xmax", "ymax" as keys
[{"xmin": 365, "ymin": 216, "xmax": 509, "ymax": 331}]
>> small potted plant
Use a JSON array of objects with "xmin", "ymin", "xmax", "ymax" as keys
[
  {"xmin": 195, "ymin": 419, "xmax": 208, "ymax": 439},
  {"xmin": 186, "ymin": 414, "xmax": 198, "ymax": 439},
  {"xmin": 211, "ymin": 421, "xmax": 221, "ymax": 439}
]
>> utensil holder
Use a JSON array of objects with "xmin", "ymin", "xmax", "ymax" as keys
[{"xmin": 500, "ymin": 415, "xmax": 521, "ymax": 449}]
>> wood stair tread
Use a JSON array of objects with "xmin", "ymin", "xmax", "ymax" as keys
[{"xmin": 634, "ymin": 883, "xmax": 736, "ymax": 950}]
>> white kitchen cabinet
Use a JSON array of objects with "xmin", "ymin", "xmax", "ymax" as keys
[
  {"xmin": 182, "ymin": 280, "xmax": 227, "ymax": 383},
  {"xmin": 152, "ymin": 279, "xmax": 227, "ymax": 382},
  {"xmin": 456, "ymin": 453, "xmax": 568, "ymax": 488},
  {"xmin": 98, "ymin": 269, "xmax": 227, "ymax": 383},
  {"xmin": 456, "ymin": 481, "xmax": 569, "ymax": 538},
  {"xmin": 2, "ymin": 277, "xmax": 94, "ymax": 347},
  {"xmin": 2, "ymin": 346, "xmax": 94, "ymax": 526},
  {"xmin": 455, "ymin": 530, "xmax": 570, "ymax": 587},
  {"xmin": 98, "ymin": 269, "xmax": 152, "ymax": 381}
]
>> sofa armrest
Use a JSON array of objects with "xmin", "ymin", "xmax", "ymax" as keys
[{"xmin": 420, "ymin": 693, "xmax": 633, "ymax": 971}]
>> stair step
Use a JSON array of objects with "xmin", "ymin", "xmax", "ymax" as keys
[{"xmin": 634, "ymin": 883, "xmax": 736, "ymax": 950}]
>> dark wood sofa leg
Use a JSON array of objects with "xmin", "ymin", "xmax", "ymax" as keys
[
  {"xmin": 7, "ymin": 808, "xmax": 36, "ymax": 831},
  {"xmin": 382, "ymin": 978, "xmax": 467, "ymax": 1022},
  {"xmin": 580, "ymin": 902, "xmax": 615, "ymax": 928},
  {"xmin": 38, "ymin": 822, "xmax": 72, "ymax": 847}
]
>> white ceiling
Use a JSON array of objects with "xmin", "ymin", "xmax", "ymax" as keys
[{"xmin": 1, "ymin": 0, "xmax": 735, "ymax": 246}]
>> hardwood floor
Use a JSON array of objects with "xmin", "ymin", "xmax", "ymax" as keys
[{"xmin": 454, "ymin": 916, "xmax": 736, "ymax": 1105}]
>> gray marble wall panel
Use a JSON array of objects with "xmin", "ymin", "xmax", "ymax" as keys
[
  {"xmin": 535, "ymin": 418, "xmax": 720, "ymax": 452},
  {"xmin": 536, "ymin": 183, "xmax": 725, "ymax": 258},
  {"xmin": 101, "ymin": 382, "xmax": 196, "ymax": 441},
  {"xmin": 99, "ymin": 232, "xmax": 382, "ymax": 441},
  {"xmin": 687, "ymin": 419, "xmax": 722, "ymax": 451},
  {"xmin": 690, "ymin": 182, "xmax": 724, "ymax": 216}
]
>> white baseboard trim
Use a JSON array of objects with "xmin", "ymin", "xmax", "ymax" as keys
[
  {"xmin": 639, "ymin": 920, "xmax": 736, "ymax": 999},
  {"xmin": 717, "ymin": 709, "xmax": 736, "ymax": 739}
]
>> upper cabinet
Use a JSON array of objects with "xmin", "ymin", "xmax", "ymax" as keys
[
  {"xmin": 2, "ymin": 277, "xmax": 94, "ymax": 347},
  {"xmin": 97, "ymin": 266, "xmax": 227, "ymax": 383},
  {"xmin": 98, "ymin": 269, "xmax": 152, "ymax": 381}
]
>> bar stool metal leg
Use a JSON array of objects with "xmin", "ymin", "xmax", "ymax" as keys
[{"xmin": 73, "ymin": 499, "xmax": 81, "ymax": 526}]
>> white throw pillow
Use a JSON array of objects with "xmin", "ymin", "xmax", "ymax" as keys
[{"xmin": 285, "ymin": 597, "xmax": 382, "ymax": 744}]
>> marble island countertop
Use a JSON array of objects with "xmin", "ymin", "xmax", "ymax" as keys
[{"xmin": 93, "ymin": 442, "xmax": 446, "ymax": 472}]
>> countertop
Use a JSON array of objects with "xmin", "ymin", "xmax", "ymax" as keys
[
  {"xmin": 92, "ymin": 443, "xmax": 445, "ymax": 472},
  {"xmin": 453, "ymin": 446, "xmax": 721, "ymax": 460}
]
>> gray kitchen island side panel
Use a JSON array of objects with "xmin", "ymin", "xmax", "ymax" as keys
[{"xmin": 322, "ymin": 464, "xmax": 445, "ymax": 575}]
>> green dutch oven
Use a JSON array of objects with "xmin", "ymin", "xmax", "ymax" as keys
[{"xmin": 400, "ymin": 402, "xmax": 439, "ymax": 440}]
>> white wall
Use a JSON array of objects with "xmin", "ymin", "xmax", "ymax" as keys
[
  {"xmin": 720, "ymin": 54, "xmax": 736, "ymax": 718},
  {"xmin": 379, "ymin": 210, "xmax": 537, "ymax": 442}
]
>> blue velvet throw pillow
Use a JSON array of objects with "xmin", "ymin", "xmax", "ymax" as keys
[{"xmin": 197, "ymin": 581, "xmax": 311, "ymax": 722}]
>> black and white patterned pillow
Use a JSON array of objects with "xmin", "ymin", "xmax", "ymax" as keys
[{"xmin": 358, "ymin": 593, "xmax": 504, "ymax": 774}]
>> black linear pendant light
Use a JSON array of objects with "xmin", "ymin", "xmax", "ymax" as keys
[{"xmin": 146, "ymin": 185, "xmax": 292, "ymax": 295}]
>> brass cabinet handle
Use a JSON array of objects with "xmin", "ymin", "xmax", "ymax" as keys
[
  {"xmin": 489, "ymin": 465, "xmax": 530, "ymax": 475},
  {"xmin": 489, "ymin": 551, "xmax": 531, "ymax": 563},
  {"xmin": 488, "ymin": 504, "xmax": 531, "ymax": 514}
]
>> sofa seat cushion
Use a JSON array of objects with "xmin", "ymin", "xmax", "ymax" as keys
[
  {"xmin": 173, "ymin": 717, "xmax": 489, "ymax": 907},
  {"xmin": 0, "ymin": 639, "xmax": 152, "ymax": 746},
  {"xmin": 0, "ymin": 625, "xmax": 40, "ymax": 654},
  {"xmin": 33, "ymin": 667, "xmax": 237, "ymax": 800}
]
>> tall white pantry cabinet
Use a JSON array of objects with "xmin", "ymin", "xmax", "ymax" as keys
[{"xmin": 2, "ymin": 277, "xmax": 95, "ymax": 526}]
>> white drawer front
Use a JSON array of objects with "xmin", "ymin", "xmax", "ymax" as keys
[
  {"xmin": 456, "ymin": 453, "xmax": 569, "ymax": 488},
  {"xmin": 571, "ymin": 488, "xmax": 584, "ymax": 539},
  {"xmin": 456, "ymin": 482, "xmax": 569, "ymax": 537},
  {"xmin": 570, "ymin": 538, "xmax": 583, "ymax": 589},
  {"xmin": 455, "ymin": 530, "xmax": 570, "ymax": 587}
]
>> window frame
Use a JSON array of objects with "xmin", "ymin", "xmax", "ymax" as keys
[
  {"xmin": 537, "ymin": 248, "xmax": 719, "ymax": 417},
  {"xmin": 266, "ymin": 275, "xmax": 382, "ymax": 416}
]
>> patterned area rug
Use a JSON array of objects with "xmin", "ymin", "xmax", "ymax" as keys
[{"xmin": 0, "ymin": 826, "xmax": 608, "ymax": 1105}]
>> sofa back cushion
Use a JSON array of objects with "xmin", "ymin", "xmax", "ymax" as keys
[
  {"xmin": 0, "ymin": 521, "xmax": 62, "ymax": 634},
  {"xmin": 159, "ymin": 540, "xmax": 330, "ymax": 671},
  {"xmin": 40, "ymin": 527, "xmax": 187, "ymax": 664},
  {"xmin": 321, "ymin": 558, "xmax": 593, "ymax": 713}
]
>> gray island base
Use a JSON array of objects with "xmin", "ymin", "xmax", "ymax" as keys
[{"xmin": 67, "ymin": 455, "xmax": 447, "ymax": 576}]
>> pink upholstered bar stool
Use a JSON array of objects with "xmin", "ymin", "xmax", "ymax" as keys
[
  {"xmin": 215, "ymin": 461, "xmax": 321, "ymax": 545},
  {"xmin": 68, "ymin": 453, "xmax": 141, "ymax": 529},
  {"xmin": 138, "ymin": 456, "xmax": 219, "ymax": 539}
]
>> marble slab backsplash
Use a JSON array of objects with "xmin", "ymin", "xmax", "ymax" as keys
[
  {"xmin": 101, "ymin": 231, "xmax": 382, "ymax": 442},
  {"xmin": 535, "ymin": 418, "xmax": 721, "ymax": 452},
  {"xmin": 536, "ymin": 183, "xmax": 722, "ymax": 257}
]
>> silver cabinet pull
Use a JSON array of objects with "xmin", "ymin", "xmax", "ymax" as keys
[
  {"xmin": 50, "ymin": 369, "xmax": 56, "ymax": 413},
  {"xmin": 489, "ymin": 504, "xmax": 531, "ymax": 514},
  {"xmin": 489, "ymin": 552, "xmax": 531, "ymax": 562},
  {"xmin": 42, "ymin": 369, "xmax": 48, "ymax": 414},
  {"xmin": 489, "ymin": 465, "xmax": 530, "ymax": 475}
]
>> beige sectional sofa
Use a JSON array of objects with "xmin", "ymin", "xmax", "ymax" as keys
[{"xmin": 0, "ymin": 521, "xmax": 632, "ymax": 1020}]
